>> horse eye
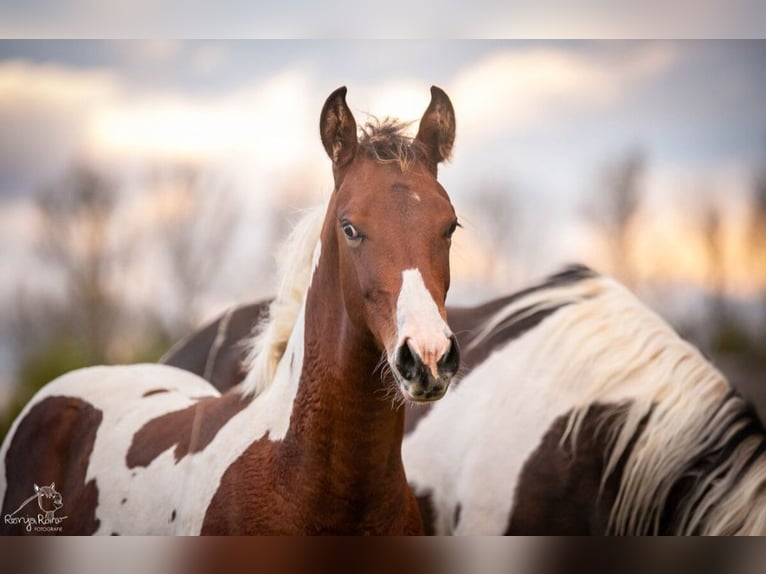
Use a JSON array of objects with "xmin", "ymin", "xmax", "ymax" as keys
[
  {"xmin": 446, "ymin": 221, "xmax": 460, "ymax": 239},
  {"xmin": 342, "ymin": 222, "xmax": 361, "ymax": 241}
]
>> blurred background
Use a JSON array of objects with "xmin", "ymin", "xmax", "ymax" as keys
[{"xmin": 1, "ymin": 40, "xmax": 764, "ymax": 438}]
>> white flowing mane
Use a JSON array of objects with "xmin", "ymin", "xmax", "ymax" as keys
[
  {"xmin": 476, "ymin": 268, "xmax": 766, "ymax": 535},
  {"xmin": 239, "ymin": 203, "xmax": 326, "ymax": 397}
]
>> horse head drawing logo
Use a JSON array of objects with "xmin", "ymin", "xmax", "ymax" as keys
[
  {"xmin": 33, "ymin": 483, "xmax": 63, "ymax": 520},
  {"xmin": 4, "ymin": 481, "xmax": 67, "ymax": 532}
]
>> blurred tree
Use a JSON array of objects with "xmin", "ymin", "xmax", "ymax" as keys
[
  {"xmin": 1, "ymin": 161, "xmax": 252, "ymax": 442},
  {"xmin": 32, "ymin": 164, "xmax": 120, "ymax": 364},
  {"xmin": 750, "ymin": 149, "xmax": 766, "ymax": 334},
  {"xmin": 150, "ymin": 164, "xmax": 241, "ymax": 334},
  {"xmin": 698, "ymin": 199, "xmax": 728, "ymax": 335},
  {"xmin": 586, "ymin": 148, "xmax": 646, "ymax": 287},
  {"xmin": 472, "ymin": 180, "xmax": 522, "ymax": 286},
  {"xmin": 2, "ymin": 165, "xmax": 122, "ymax": 440}
]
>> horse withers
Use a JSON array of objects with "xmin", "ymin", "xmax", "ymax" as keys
[{"xmin": 0, "ymin": 86, "xmax": 461, "ymax": 535}]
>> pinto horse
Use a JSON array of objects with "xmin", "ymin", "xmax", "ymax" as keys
[
  {"xmin": 0, "ymin": 86, "xmax": 461, "ymax": 535},
  {"xmin": 164, "ymin": 265, "xmax": 766, "ymax": 535},
  {"xmin": 405, "ymin": 266, "xmax": 766, "ymax": 535}
]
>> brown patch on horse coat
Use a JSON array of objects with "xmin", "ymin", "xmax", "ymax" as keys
[
  {"xmin": 126, "ymin": 391, "xmax": 250, "ymax": 468},
  {"xmin": 1, "ymin": 396, "xmax": 102, "ymax": 535},
  {"xmin": 506, "ymin": 403, "xmax": 633, "ymax": 535},
  {"xmin": 415, "ymin": 492, "xmax": 436, "ymax": 536},
  {"xmin": 142, "ymin": 388, "xmax": 169, "ymax": 397}
]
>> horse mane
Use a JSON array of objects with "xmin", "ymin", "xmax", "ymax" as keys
[
  {"xmin": 239, "ymin": 204, "xmax": 326, "ymax": 397},
  {"xmin": 358, "ymin": 118, "xmax": 433, "ymax": 171},
  {"xmin": 475, "ymin": 265, "xmax": 766, "ymax": 535}
]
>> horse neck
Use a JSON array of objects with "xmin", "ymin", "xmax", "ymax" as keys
[{"xmin": 280, "ymin": 248, "xmax": 408, "ymax": 507}]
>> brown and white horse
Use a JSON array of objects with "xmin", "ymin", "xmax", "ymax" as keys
[
  {"xmin": 165, "ymin": 265, "xmax": 766, "ymax": 535},
  {"xmin": 0, "ymin": 86, "xmax": 461, "ymax": 535},
  {"xmin": 405, "ymin": 266, "xmax": 766, "ymax": 535}
]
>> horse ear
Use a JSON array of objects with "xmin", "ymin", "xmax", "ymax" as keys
[
  {"xmin": 320, "ymin": 86, "xmax": 358, "ymax": 169},
  {"xmin": 50, "ymin": 482, "xmax": 55, "ymax": 490},
  {"xmin": 415, "ymin": 86, "xmax": 456, "ymax": 172},
  {"xmin": 34, "ymin": 484, "xmax": 39, "ymax": 493}
]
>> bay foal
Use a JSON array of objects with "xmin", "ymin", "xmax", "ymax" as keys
[{"xmin": 0, "ymin": 86, "xmax": 460, "ymax": 535}]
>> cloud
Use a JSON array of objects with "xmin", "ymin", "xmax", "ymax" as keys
[
  {"xmin": 2, "ymin": 1, "xmax": 765, "ymax": 38},
  {"xmin": 0, "ymin": 57, "xmax": 329, "ymax": 204},
  {"xmin": 0, "ymin": 60, "xmax": 119, "ymax": 195},
  {"xmin": 449, "ymin": 43, "xmax": 678, "ymax": 146},
  {"xmin": 86, "ymin": 66, "xmax": 328, "ymax": 208}
]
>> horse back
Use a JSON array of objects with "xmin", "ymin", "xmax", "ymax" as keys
[{"xmin": 161, "ymin": 302, "xmax": 268, "ymax": 392}]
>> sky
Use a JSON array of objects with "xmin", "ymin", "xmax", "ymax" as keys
[
  {"xmin": 1, "ymin": 1, "xmax": 765, "ymax": 37},
  {"xmin": 1, "ymin": 41, "xmax": 764, "ymax": 198},
  {"xmin": 2, "ymin": 41, "xmax": 765, "ymax": 256},
  {"xmin": 1, "ymin": 40, "xmax": 765, "ymax": 382}
]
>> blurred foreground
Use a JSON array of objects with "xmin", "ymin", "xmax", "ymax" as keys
[{"xmin": 2, "ymin": 537, "xmax": 765, "ymax": 573}]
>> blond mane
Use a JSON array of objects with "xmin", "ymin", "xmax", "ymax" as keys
[{"xmin": 239, "ymin": 203, "xmax": 326, "ymax": 397}]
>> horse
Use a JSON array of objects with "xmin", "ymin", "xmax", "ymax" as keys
[
  {"xmin": 164, "ymin": 265, "xmax": 766, "ymax": 535},
  {"xmin": 405, "ymin": 265, "xmax": 766, "ymax": 535},
  {"xmin": 0, "ymin": 85, "xmax": 462, "ymax": 535}
]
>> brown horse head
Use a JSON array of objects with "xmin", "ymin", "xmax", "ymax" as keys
[{"xmin": 318, "ymin": 86, "xmax": 460, "ymax": 402}]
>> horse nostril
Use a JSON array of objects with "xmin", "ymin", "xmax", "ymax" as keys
[
  {"xmin": 395, "ymin": 339, "xmax": 421, "ymax": 380},
  {"xmin": 438, "ymin": 334, "xmax": 460, "ymax": 376}
]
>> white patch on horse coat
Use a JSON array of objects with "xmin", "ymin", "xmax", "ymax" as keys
[
  {"xmin": 395, "ymin": 269, "xmax": 451, "ymax": 377},
  {"xmin": 403, "ymin": 320, "xmax": 573, "ymax": 535}
]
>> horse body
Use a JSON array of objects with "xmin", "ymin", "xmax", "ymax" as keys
[
  {"xmin": 1, "ymin": 86, "xmax": 461, "ymax": 535},
  {"xmin": 405, "ymin": 268, "xmax": 766, "ymax": 535}
]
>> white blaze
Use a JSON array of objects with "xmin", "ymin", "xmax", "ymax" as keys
[{"xmin": 396, "ymin": 269, "xmax": 451, "ymax": 377}]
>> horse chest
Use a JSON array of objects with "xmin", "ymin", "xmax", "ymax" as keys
[{"xmin": 199, "ymin": 435, "xmax": 419, "ymax": 535}]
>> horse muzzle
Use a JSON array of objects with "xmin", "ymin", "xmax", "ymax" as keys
[{"xmin": 392, "ymin": 334, "xmax": 460, "ymax": 402}]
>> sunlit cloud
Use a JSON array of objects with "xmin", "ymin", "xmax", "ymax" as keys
[
  {"xmin": 0, "ymin": 61, "xmax": 119, "ymax": 193},
  {"xmin": 450, "ymin": 43, "xmax": 678, "ymax": 145},
  {"xmin": 0, "ymin": 41, "xmax": 763, "ymax": 318},
  {"xmin": 87, "ymin": 69, "xmax": 317, "ymax": 165},
  {"xmin": 2, "ymin": 0, "xmax": 764, "ymax": 38},
  {"xmin": 0, "ymin": 60, "xmax": 117, "ymax": 102}
]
